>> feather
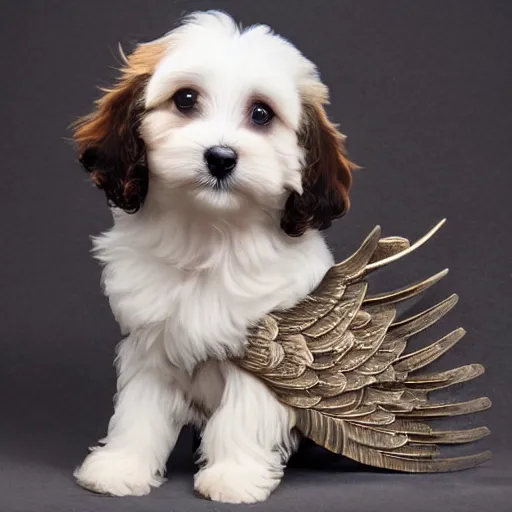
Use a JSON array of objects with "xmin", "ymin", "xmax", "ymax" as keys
[
  {"xmin": 387, "ymin": 294, "xmax": 459, "ymax": 340},
  {"xmin": 272, "ymin": 301, "xmax": 335, "ymax": 333},
  {"xmin": 332, "ymin": 308, "xmax": 395, "ymax": 372},
  {"xmin": 407, "ymin": 426, "xmax": 490, "ymax": 444},
  {"xmin": 295, "ymin": 409, "xmax": 345, "ymax": 453},
  {"xmin": 385, "ymin": 419, "xmax": 432, "ymax": 433},
  {"xmin": 404, "ymin": 364, "xmax": 485, "ymax": 391},
  {"xmin": 265, "ymin": 367, "xmax": 319, "ymax": 387},
  {"xmin": 307, "ymin": 326, "xmax": 355, "ymax": 355},
  {"xmin": 379, "ymin": 444, "xmax": 440, "ymax": 458},
  {"xmin": 363, "ymin": 388, "xmax": 427, "ymax": 407},
  {"xmin": 349, "ymin": 409, "xmax": 396, "ymax": 425},
  {"xmin": 398, "ymin": 397, "xmax": 492, "ymax": 418},
  {"xmin": 363, "ymin": 269, "xmax": 449, "ymax": 306},
  {"xmin": 323, "ymin": 403, "xmax": 377, "ymax": 419},
  {"xmin": 312, "ymin": 376, "xmax": 347, "ymax": 398},
  {"xmin": 344, "ymin": 370, "xmax": 377, "ymax": 391},
  {"xmin": 318, "ymin": 226, "xmax": 381, "ymax": 287},
  {"xmin": 357, "ymin": 350, "xmax": 400, "ymax": 375},
  {"xmin": 316, "ymin": 390, "xmax": 362, "ymax": 411},
  {"xmin": 342, "ymin": 437, "xmax": 491, "ymax": 472},
  {"xmin": 273, "ymin": 389, "xmax": 322, "ymax": 409},
  {"xmin": 303, "ymin": 282, "xmax": 367, "ymax": 338},
  {"xmin": 368, "ymin": 236, "xmax": 410, "ymax": 264},
  {"xmin": 344, "ymin": 422, "xmax": 409, "ymax": 449},
  {"xmin": 394, "ymin": 328, "xmax": 466, "ymax": 373},
  {"xmin": 365, "ymin": 219, "xmax": 446, "ymax": 273},
  {"xmin": 352, "ymin": 307, "xmax": 397, "ymax": 349},
  {"xmin": 350, "ymin": 310, "xmax": 372, "ymax": 329}
]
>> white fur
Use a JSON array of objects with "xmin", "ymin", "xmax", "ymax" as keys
[{"xmin": 75, "ymin": 11, "xmax": 335, "ymax": 504}]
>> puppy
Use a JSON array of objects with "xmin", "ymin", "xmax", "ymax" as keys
[{"xmin": 73, "ymin": 10, "xmax": 355, "ymax": 504}]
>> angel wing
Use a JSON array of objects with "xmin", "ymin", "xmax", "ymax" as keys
[{"xmin": 237, "ymin": 220, "xmax": 492, "ymax": 472}]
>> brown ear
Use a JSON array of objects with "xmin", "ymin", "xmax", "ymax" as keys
[
  {"xmin": 72, "ymin": 43, "xmax": 166, "ymax": 212},
  {"xmin": 281, "ymin": 102, "xmax": 356, "ymax": 237}
]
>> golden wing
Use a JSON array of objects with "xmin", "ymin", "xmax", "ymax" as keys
[{"xmin": 237, "ymin": 220, "xmax": 492, "ymax": 472}]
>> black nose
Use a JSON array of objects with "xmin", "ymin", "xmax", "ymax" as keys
[{"xmin": 204, "ymin": 146, "xmax": 237, "ymax": 179}]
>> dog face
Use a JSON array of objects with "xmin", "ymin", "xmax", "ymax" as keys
[{"xmin": 74, "ymin": 11, "xmax": 355, "ymax": 236}]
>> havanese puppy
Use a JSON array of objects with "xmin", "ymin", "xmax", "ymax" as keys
[{"xmin": 73, "ymin": 10, "xmax": 355, "ymax": 504}]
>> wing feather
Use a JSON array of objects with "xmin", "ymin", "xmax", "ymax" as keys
[
  {"xmin": 308, "ymin": 327, "xmax": 355, "ymax": 355},
  {"xmin": 394, "ymin": 328, "xmax": 466, "ymax": 373},
  {"xmin": 386, "ymin": 294, "xmax": 459, "ymax": 340},
  {"xmin": 303, "ymin": 282, "xmax": 368, "ymax": 338},
  {"xmin": 343, "ymin": 371, "xmax": 377, "ymax": 391},
  {"xmin": 403, "ymin": 364, "xmax": 485, "ymax": 392},
  {"xmin": 344, "ymin": 422, "xmax": 409, "ymax": 450},
  {"xmin": 363, "ymin": 269, "xmax": 449, "ymax": 306}
]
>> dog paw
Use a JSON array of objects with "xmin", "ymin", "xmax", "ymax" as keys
[
  {"xmin": 194, "ymin": 462, "xmax": 280, "ymax": 504},
  {"xmin": 74, "ymin": 448, "xmax": 164, "ymax": 497}
]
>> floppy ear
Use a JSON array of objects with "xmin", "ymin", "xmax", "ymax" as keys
[
  {"xmin": 72, "ymin": 42, "xmax": 167, "ymax": 213},
  {"xmin": 281, "ymin": 102, "xmax": 357, "ymax": 237},
  {"xmin": 73, "ymin": 74, "xmax": 149, "ymax": 213}
]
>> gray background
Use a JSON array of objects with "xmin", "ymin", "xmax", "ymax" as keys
[{"xmin": 0, "ymin": 0, "xmax": 510, "ymax": 511}]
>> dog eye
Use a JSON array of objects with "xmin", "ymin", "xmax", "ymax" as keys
[
  {"xmin": 173, "ymin": 88, "xmax": 198, "ymax": 112},
  {"xmin": 251, "ymin": 102, "xmax": 274, "ymax": 126}
]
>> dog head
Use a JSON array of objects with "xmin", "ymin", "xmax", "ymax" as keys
[{"xmin": 73, "ymin": 11, "xmax": 356, "ymax": 236}]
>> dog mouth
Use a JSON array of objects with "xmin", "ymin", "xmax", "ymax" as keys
[
  {"xmin": 211, "ymin": 179, "xmax": 232, "ymax": 192},
  {"xmin": 196, "ymin": 172, "xmax": 234, "ymax": 193}
]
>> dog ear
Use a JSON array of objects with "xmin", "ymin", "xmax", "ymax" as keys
[
  {"xmin": 72, "ymin": 42, "xmax": 167, "ymax": 213},
  {"xmin": 73, "ymin": 74, "xmax": 149, "ymax": 213},
  {"xmin": 280, "ymin": 102, "xmax": 357, "ymax": 237}
]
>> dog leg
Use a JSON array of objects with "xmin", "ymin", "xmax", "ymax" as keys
[
  {"xmin": 194, "ymin": 362, "xmax": 298, "ymax": 504},
  {"xmin": 74, "ymin": 338, "xmax": 189, "ymax": 496}
]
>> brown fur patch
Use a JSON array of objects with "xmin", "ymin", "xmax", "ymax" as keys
[
  {"xmin": 73, "ymin": 41, "xmax": 167, "ymax": 148},
  {"xmin": 281, "ymin": 99, "xmax": 357, "ymax": 237},
  {"xmin": 72, "ymin": 41, "xmax": 168, "ymax": 212}
]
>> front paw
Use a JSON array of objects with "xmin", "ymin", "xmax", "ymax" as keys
[
  {"xmin": 74, "ymin": 447, "xmax": 164, "ymax": 497},
  {"xmin": 194, "ymin": 462, "xmax": 281, "ymax": 504}
]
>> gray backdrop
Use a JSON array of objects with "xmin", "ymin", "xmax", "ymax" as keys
[{"xmin": 0, "ymin": 1, "xmax": 510, "ymax": 511}]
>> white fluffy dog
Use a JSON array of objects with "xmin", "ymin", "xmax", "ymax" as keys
[{"xmin": 73, "ymin": 10, "xmax": 355, "ymax": 504}]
